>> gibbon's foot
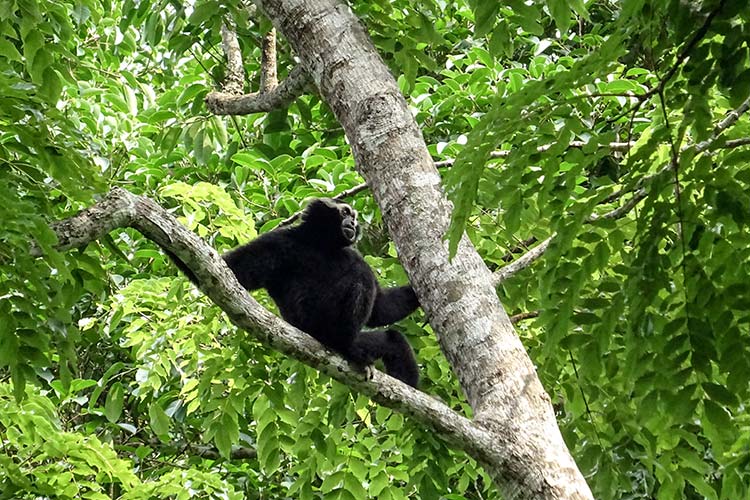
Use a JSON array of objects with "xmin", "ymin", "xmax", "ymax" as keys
[{"xmin": 364, "ymin": 364, "xmax": 375, "ymax": 382}]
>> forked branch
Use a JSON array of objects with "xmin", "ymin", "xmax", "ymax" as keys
[
  {"xmin": 206, "ymin": 65, "xmax": 312, "ymax": 115},
  {"xmin": 206, "ymin": 23, "xmax": 311, "ymax": 115}
]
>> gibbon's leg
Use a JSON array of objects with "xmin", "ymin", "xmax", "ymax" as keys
[
  {"xmin": 365, "ymin": 286, "xmax": 420, "ymax": 327},
  {"xmin": 311, "ymin": 280, "xmax": 378, "ymax": 367},
  {"xmin": 353, "ymin": 330, "xmax": 419, "ymax": 387}
]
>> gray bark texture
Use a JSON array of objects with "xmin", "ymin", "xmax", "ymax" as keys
[
  {"xmin": 219, "ymin": 23, "xmax": 245, "ymax": 95},
  {"xmin": 250, "ymin": 0, "xmax": 594, "ymax": 498}
]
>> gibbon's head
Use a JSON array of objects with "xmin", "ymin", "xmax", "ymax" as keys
[{"xmin": 302, "ymin": 198, "xmax": 360, "ymax": 247}]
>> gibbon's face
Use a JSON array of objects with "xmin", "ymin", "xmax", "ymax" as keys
[
  {"xmin": 331, "ymin": 200, "xmax": 359, "ymax": 244},
  {"xmin": 304, "ymin": 198, "xmax": 360, "ymax": 246}
]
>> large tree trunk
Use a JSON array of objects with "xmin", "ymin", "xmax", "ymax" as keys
[{"xmin": 251, "ymin": 0, "xmax": 593, "ymax": 498}]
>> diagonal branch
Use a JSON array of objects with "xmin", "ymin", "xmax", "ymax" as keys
[
  {"xmin": 40, "ymin": 187, "xmax": 512, "ymax": 468},
  {"xmin": 493, "ymin": 188, "xmax": 648, "ymax": 285},
  {"xmin": 695, "ymin": 95, "xmax": 750, "ymax": 153},
  {"xmin": 494, "ymin": 236, "xmax": 553, "ymax": 285}
]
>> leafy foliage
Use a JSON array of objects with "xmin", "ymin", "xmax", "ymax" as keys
[{"xmin": 1, "ymin": 0, "xmax": 749, "ymax": 498}]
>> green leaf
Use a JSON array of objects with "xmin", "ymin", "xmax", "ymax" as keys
[
  {"xmin": 188, "ymin": 1, "xmax": 217, "ymax": 26},
  {"xmin": 703, "ymin": 400, "xmax": 733, "ymax": 440},
  {"xmin": 214, "ymin": 414, "xmax": 239, "ymax": 458},
  {"xmin": 39, "ymin": 67, "xmax": 62, "ymax": 102},
  {"xmin": 149, "ymin": 403, "xmax": 170, "ymax": 437},
  {"xmin": 104, "ymin": 382, "xmax": 124, "ymax": 423},
  {"xmin": 11, "ymin": 366, "xmax": 27, "ymax": 401},
  {"xmin": 683, "ymin": 469, "xmax": 718, "ymax": 500},
  {"xmin": 472, "ymin": 2, "xmax": 499, "ymax": 38},
  {"xmin": 702, "ymin": 382, "xmax": 737, "ymax": 406},
  {"xmin": 0, "ymin": 38, "xmax": 22, "ymax": 61},
  {"xmin": 22, "ymin": 29, "xmax": 44, "ymax": 70},
  {"xmin": 321, "ymin": 471, "xmax": 346, "ymax": 494},
  {"xmin": 489, "ymin": 22, "xmax": 512, "ymax": 59},
  {"xmin": 343, "ymin": 474, "xmax": 367, "ymax": 499},
  {"xmin": 257, "ymin": 420, "xmax": 280, "ymax": 473},
  {"xmin": 231, "ymin": 152, "xmax": 266, "ymax": 170},
  {"xmin": 509, "ymin": 0, "xmax": 542, "ymax": 35},
  {"xmin": 369, "ymin": 471, "xmax": 389, "ymax": 496},
  {"xmin": 0, "ymin": 319, "xmax": 19, "ymax": 367},
  {"xmin": 546, "ymin": 0, "xmax": 572, "ymax": 32}
]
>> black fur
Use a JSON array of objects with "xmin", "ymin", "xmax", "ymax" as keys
[{"xmin": 176, "ymin": 198, "xmax": 420, "ymax": 387}]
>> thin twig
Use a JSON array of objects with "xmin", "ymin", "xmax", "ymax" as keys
[
  {"xmin": 494, "ymin": 236, "xmax": 553, "ymax": 285},
  {"xmin": 695, "ymin": 96, "xmax": 750, "ymax": 153},
  {"xmin": 509, "ymin": 311, "xmax": 540, "ymax": 324},
  {"xmin": 492, "ymin": 188, "xmax": 648, "ymax": 286},
  {"xmin": 724, "ymin": 136, "xmax": 750, "ymax": 149}
]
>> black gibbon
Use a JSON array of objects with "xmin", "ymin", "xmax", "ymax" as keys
[{"xmin": 173, "ymin": 198, "xmax": 420, "ymax": 387}]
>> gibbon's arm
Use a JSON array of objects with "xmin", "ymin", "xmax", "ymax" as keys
[
  {"xmin": 169, "ymin": 232, "xmax": 283, "ymax": 290},
  {"xmin": 366, "ymin": 285, "xmax": 420, "ymax": 327},
  {"xmin": 222, "ymin": 232, "xmax": 284, "ymax": 291}
]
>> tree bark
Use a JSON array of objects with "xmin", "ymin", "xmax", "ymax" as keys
[
  {"xmin": 219, "ymin": 22, "xmax": 245, "ymax": 95},
  {"xmin": 249, "ymin": 0, "xmax": 593, "ymax": 498}
]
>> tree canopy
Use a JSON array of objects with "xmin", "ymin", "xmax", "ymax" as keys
[{"xmin": 1, "ymin": 0, "xmax": 749, "ymax": 499}]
